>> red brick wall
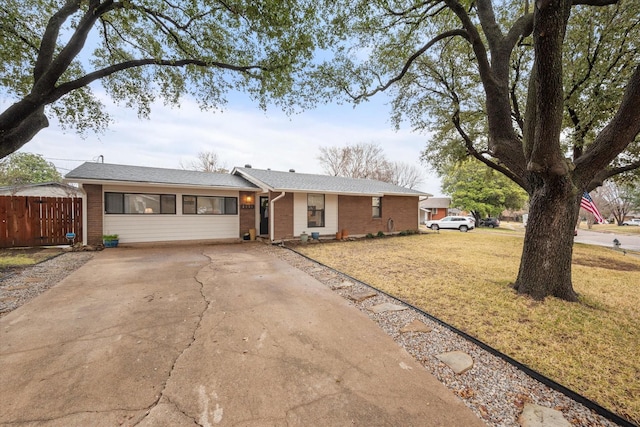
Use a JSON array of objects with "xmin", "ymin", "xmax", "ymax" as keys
[
  {"xmin": 432, "ymin": 208, "xmax": 447, "ymax": 221},
  {"xmin": 239, "ymin": 191, "xmax": 256, "ymax": 237},
  {"xmin": 338, "ymin": 195, "xmax": 419, "ymax": 235},
  {"xmin": 271, "ymin": 191, "xmax": 294, "ymax": 240},
  {"xmin": 84, "ymin": 184, "xmax": 103, "ymax": 246}
]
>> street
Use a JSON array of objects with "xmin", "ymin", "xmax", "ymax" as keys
[{"xmin": 574, "ymin": 228, "xmax": 640, "ymax": 252}]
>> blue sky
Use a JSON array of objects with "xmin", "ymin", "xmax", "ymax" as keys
[{"xmin": 10, "ymin": 91, "xmax": 444, "ymax": 196}]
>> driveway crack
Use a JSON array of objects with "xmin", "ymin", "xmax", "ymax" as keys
[{"xmin": 134, "ymin": 251, "xmax": 212, "ymax": 426}]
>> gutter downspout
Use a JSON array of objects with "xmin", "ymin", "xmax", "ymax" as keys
[
  {"xmin": 78, "ymin": 184, "xmax": 88, "ymax": 246},
  {"xmin": 270, "ymin": 191, "xmax": 286, "ymax": 242}
]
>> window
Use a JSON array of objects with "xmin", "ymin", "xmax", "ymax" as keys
[
  {"xmin": 372, "ymin": 197, "xmax": 382, "ymax": 218},
  {"xmin": 307, "ymin": 194, "xmax": 325, "ymax": 228},
  {"xmin": 183, "ymin": 196, "xmax": 238, "ymax": 215},
  {"xmin": 105, "ymin": 192, "xmax": 176, "ymax": 214}
]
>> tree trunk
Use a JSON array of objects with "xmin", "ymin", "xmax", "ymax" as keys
[
  {"xmin": 514, "ymin": 178, "xmax": 579, "ymax": 301},
  {"xmin": 0, "ymin": 103, "xmax": 49, "ymax": 158}
]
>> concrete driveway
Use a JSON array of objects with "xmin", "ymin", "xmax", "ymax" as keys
[{"xmin": 0, "ymin": 245, "xmax": 483, "ymax": 426}]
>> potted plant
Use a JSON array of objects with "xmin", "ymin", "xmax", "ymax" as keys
[
  {"xmin": 300, "ymin": 231, "xmax": 309, "ymax": 243},
  {"xmin": 102, "ymin": 234, "xmax": 119, "ymax": 248}
]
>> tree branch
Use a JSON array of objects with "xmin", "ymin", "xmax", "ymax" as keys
[
  {"xmin": 49, "ymin": 58, "xmax": 266, "ymax": 102},
  {"xmin": 451, "ymin": 106, "xmax": 528, "ymax": 189},
  {"xmin": 348, "ymin": 29, "xmax": 468, "ymax": 102},
  {"xmin": 575, "ymin": 65, "xmax": 640, "ymax": 185},
  {"xmin": 34, "ymin": 0, "xmax": 117, "ymax": 94},
  {"xmin": 588, "ymin": 159, "xmax": 640, "ymax": 191},
  {"xmin": 503, "ymin": 13, "xmax": 534, "ymax": 52},
  {"xmin": 34, "ymin": 0, "xmax": 81, "ymax": 81},
  {"xmin": 475, "ymin": 0, "xmax": 503, "ymax": 51},
  {"xmin": 572, "ymin": 0, "xmax": 618, "ymax": 5}
]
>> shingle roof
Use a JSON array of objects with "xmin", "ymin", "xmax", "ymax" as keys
[
  {"xmin": 420, "ymin": 197, "xmax": 451, "ymax": 209},
  {"xmin": 65, "ymin": 162, "xmax": 259, "ymax": 190},
  {"xmin": 64, "ymin": 162, "xmax": 430, "ymax": 196},
  {"xmin": 234, "ymin": 167, "xmax": 429, "ymax": 196}
]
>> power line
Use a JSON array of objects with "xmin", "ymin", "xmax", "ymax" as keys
[{"xmin": 42, "ymin": 157, "xmax": 91, "ymax": 162}]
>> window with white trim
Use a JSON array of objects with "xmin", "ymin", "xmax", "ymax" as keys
[
  {"xmin": 307, "ymin": 194, "xmax": 325, "ymax": 227},
  {"xmin": 372, "ymin": 197, "xmax": 382, "ymax": 218}
]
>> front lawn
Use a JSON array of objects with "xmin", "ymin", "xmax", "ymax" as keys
[{"xmin": 296, "ymin": 233, "xmax": 640, "ymax": 425}]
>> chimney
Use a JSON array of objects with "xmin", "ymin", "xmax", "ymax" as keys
[
  {"xmin": 244, "ymin": 164, "xmax": 252, "ymax": 168},
  {"xmin": 289, "ymin": 169, "xmax": 295, "ymax": 173}
]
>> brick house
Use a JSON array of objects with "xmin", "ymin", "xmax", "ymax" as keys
[
  {"xmin": 419, "ymin": 197, "xmax": 451, "ymax": 223},
  {"xmin": 65, "ymin": 162, "xmax": 429, "ymax": 245}
]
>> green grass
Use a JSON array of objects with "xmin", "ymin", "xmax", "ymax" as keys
[
  {"xmin": 296, "ymin": 233, "xmax": 640, "ymax": 425},
  {"xmin": 0, "ymin": 254, "xmax": 37, "ymax": 269},
  {"xmin": 0, "ymin": 248, "xmax": 63, "ymax": 271}
]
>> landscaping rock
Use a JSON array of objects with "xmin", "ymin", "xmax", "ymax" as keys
[
  {"xmin": 518, "ymin": 404, "xmax": 571, "ymax": 427},
  {"xmin": 348, "ymin": 290, "xmax": 377, "ymax": 302},
  {"xmin": 368, "ymin": 302, "xmax": 408, "ymax": 314},
  {"xmin": 400, "ymin": 319, "xmax": 433, "ymax": 334},
  {"xmin": 331, "ymin": 280, "xmax": 354, "ymax": 290},
  {"xmin": 436, "ymin": 351, "xmax": 474, "ymax": 375}
]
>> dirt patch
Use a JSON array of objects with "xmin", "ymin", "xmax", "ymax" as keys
[
  {"xmin": 0, "ymin": 247, "xmax": 65, "ymax": 277},
  {"xmin": 572, "ymin": 255, "xmax": 640, "ymax": 272}
]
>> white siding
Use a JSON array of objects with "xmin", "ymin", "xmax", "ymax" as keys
[
  {"xmin": 103, "ymin": 185, "xmax": 240, "ymax": 243},
  {"xmin": 293, "ymin": 193, "xmax": 338, "ymax": 236}
]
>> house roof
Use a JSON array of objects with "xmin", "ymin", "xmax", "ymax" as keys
[
  {"xmin": 419, "ymin": 197, "xmax": 451, "ymax": 209},
  {"xmin": 0, "ymin": 181, "xmax": 83, "ymax": 196},
  {"xmin": 64, "ymin": 162, "xmax": 429, "ymax": 197},
  {"xmin": 233, "ymin": 167, "xmax": 430, "ymax": 197},
  {"xmin": 65, "ymin": 162, "xmax": 259, "ymax": 190}
]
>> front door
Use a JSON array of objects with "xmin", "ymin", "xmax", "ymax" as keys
[{"xmin": 259, "ymin": 196, "xmax": 269, "ymax": 235}]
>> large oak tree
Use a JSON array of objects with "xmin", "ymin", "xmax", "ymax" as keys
[
  {"xmin": 0, "ymin": 0, "xmax": 328, "ymax": 158},
  {"xmin": 318, "ymin": 0, "xmax": 640, "ymax": 301}
]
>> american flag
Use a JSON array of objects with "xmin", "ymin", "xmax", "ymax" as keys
[{"xmin": 581, "ymin": 192, "xmax": 605, "ymax": 224}]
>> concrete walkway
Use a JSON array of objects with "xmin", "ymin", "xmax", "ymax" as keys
[{"xmin": 0, "ymin": 245, "xmax": 484, "ymax": 426}]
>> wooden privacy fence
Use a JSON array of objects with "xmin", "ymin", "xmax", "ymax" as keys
[{"xmin": 0, "ymin": 196, "xmax": 83, "ymax": 248}]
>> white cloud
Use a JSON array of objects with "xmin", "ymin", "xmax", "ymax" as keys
[{"xmin": 10, "ymin": 95, "xmax": 444, "ymax": 196}]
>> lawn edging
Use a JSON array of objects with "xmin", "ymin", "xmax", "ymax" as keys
[{"xmin": 286, "ymin": 245, "xmax": 636, "ymax": 427}]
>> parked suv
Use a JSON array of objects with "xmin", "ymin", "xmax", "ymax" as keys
[
  {"xmin": 479, "ymin": 217, "xmax": 500, "ymax": 228},
  {"xmin": 425, "ymin": 216, "xmax": 475, "ymax": 232},
  {"xmin": 622, "ymin": 218, "xmax": 640, "ymax": 226}
]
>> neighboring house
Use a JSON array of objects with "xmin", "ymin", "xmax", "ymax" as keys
[
  {"xmin": 0, "ymin": 182, "xmax": 83, "ymax": 198},
  {"xmin": 64, "ymin": 162, "xmax": 429, "ymax": 246},
  {"xmin": 419, "ymin": 197, "xmax": 451, "ymax": 223}
]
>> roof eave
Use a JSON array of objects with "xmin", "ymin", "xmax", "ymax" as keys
[
  {"xmin": 63, "ymin": 177, "xmax": 259, "ymax": 192},
  {"xmin": 232, "ymin": 168, "xmax": 273, "ymax": 192}
]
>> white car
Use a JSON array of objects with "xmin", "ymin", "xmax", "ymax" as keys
[
  {"xmin": 622, "ymin": 218, "xmax": 640, "ymax": 226},
  {"xmin": 425, "ymin": 216, "xmax": 475, "ymax": 232}
]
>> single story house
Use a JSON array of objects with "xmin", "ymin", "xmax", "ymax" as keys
[
  {"xmin": 419, "ymin": 197, "xmax": 451, "ymax": 223},
  {"xmin": 0, "ymin": 182, "xmax": 83, "ymax": 198},
  {"xmin": 64, "ymin": 162, "xmax": 430, "ymax": 245}
]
